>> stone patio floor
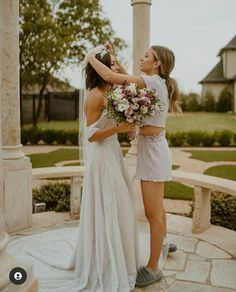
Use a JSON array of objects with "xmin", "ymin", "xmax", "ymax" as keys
[
  {"xmin": 12, "ymin": 146, "xmax": 235, "ymax": 291},
  {"xmin": 7, "ymin": 212, "xmax": 236, "ymax": 292}
]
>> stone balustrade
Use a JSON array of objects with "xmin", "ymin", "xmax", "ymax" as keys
[
  {"xmin": 173, "ymin": 170, "xmax": 236, "ymax": 234},
  {"xmin": 32, "ymin": 166, "xmax": 84, "ymax": 220},
  {"xmin": 32, "ymin": 167, "xmax": 236, "ymax": 234}
]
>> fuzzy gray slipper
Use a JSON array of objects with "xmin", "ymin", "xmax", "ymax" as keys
[{"xmin": 135, "ymin": 266, "xmax": 163, "ymax": 287}]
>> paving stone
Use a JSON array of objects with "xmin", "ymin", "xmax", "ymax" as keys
[
  {"xmin": 132, "ymin": 278, "xmax": 167, "ymax": 291},
  {"xmin": 164, "ymin": 250, "xmax": 187, "ymax": 271},
  {"xmin": 166, "ymin": 281, "xmax": 235, "ymax": 292},
  {"xmin": 196, "ymin": 242, "xmax": 232, "ymax": 259},
  {"xmin": 167, "ymin": 234, "xmax": 198, "ymax": 253},
  {"xmin": 188, "ymin": 253, "xmax": 206, "ymax": 261},
  {"xmin": 176, "ymin": 260, "xmax": 210, "ymax": 283},
  {"xmin": 211, "ymin": 259, "xmax": 236, "ymax": 289},
  {"xmin": 163, "ymin": 270, "xmax": 177, "ymax": 277},
  {"xmin": 165, "ymin": 277, "xmax": 175, "ymax": 286}
]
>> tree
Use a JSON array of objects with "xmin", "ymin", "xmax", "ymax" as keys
[
  {"xmin": 20, "ymin": 0, "xmax": 126, "ymax": 126},
  {"xmin": 216, "ymin": 88, "xmax": 233, "ymax": 112},
  {"xmin": 202, "ymin": 91, "xmax": 216, "ymax": 112}
]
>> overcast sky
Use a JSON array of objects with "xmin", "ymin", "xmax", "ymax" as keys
[{"xmin": 61, "ymin": 0, "xmax": 236, "ymax": 94}]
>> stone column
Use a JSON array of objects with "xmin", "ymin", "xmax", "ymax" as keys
[
  {"xmin": 131, "ymin": 0, "xmax": 152, "ymax": 75},
  {"xmin": 125, "ymin": 0, "xmax": 152, "ymax": 221},
  {"xmin": 0, "ymin": 0, "xmax": 32, "ymax": 233}
]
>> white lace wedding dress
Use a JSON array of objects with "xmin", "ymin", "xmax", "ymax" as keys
[{"xmin": 27, "ymin": 111, "xmax": 140, "ymax": 292}]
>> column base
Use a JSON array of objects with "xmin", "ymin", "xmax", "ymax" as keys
[{"xmin": 3, "ymin": 156, "xmax": 32, "ymax": 233}]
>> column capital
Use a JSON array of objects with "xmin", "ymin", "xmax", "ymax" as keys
[{"xmin": 131, "ymin": 0, "xmax": 152, "ymax": 6}]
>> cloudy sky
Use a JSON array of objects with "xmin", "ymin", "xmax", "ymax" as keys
[{"xmin": 62, "ymin": 0, "xmax": 236, "ymax": 94}]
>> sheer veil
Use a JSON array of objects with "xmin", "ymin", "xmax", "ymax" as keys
[{"xmin": 78, "ymin": 45, "xmax": 108, "ymax": 166}]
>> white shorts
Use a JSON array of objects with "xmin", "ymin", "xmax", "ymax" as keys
[{"xmin": 134, "ymin": 131, "xmax": 172, "ymax": 182}]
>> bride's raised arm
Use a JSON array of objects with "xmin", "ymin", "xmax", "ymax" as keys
[{"xmin": 88, "ymin": 53, "xmax": 145, "ymax": 88}]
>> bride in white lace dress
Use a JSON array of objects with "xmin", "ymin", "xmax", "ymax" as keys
[
  {"xmin": 27, "ymin": 46, "xmax": 140, "ymax": 292},
  {"xmin": 73, "ymin": 46, "xmax": 139, "ymax": 291}
]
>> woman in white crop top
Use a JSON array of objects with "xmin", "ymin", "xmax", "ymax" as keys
[{"xmin": 88, "ymin": 44, "xmax": 181, "ymax": 288}]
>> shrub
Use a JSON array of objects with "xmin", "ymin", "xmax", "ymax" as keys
[
  {"xmin": 169, "ymin": 132, "xmax": 186, "ymax": 146},
  {"xmin": 21, "ymin": 128, "xmax": 28, "ymax": 145},
  {"xmin": 216, "ymin": 88, "xmax": 233, "ymax": 112},
  {"xmin": 67, "ymin": 130, "xmax": 78, "ymax": 145},
  {"xmin": 55, "ymin": 130, "xmax": 68, "ymax": 144},
  {"xmin": 33, "ymin": 182, "xmax": 70, "ymax": 212},
  {"xmin": 26, "ymin": 127, "xmax": 42, "ymax": 145},
  {"xmin": 201, "ymin": 133, "xmax": 216, "ymax": 147},
  {"xmin": 41, "ymin": 129, "xmax": 57, "ymax": 144},
  {"xmin": 217, "ymin": 130, "xmax": 233, "ymax": 147},
  {"xmin": 202, "ymin": 91, "xmax": 216, "ymax": 112},
  {"xmin": 186, "ymin": 131, "xmax": 203, "ymax": 146},
  {"xmin": 211, "ymin": 192, "xmax": 236, "ymax": 231}
]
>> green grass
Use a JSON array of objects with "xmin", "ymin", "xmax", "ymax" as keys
[
  {"xmin": 24, "ymin": 113, "xmax": 236, "ymax": 133},
  {"xmin": 186, "ymin": 150, "xmax": 236, "ymax": 162},
  {"xmin": 166, "ymin": 112, "xmax": 236, "ymax": 133},
  {"xmin": 164, "ymin": 181, "xmax": 194, "ymax": 200},
  {"xmin": 29, "ymin": 149, "xmax": 79, "ymax": 168},
  {"xmin": 204, "ymin": 165, "xmax": 236, "ymax": 181}
]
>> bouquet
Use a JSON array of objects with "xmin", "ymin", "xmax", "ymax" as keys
[{"xmin": 105, "ymin": 81, "xmax": 163, "ymax": 138}]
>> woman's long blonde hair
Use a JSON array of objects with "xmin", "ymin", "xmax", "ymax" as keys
[{"xmin": 151, "ymin": 45, "xmax": 182, "ymax": 113}]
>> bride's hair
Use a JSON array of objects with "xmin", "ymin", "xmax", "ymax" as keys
[
  {"xmin": 151, "ymin": 45, "xmax": 182, "ymax": 113},
  {"xmin": 84, "ymin": 53, "xmax": 111, "ymax": 90}
]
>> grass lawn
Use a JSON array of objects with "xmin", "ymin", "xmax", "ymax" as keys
[
  {"xmin": 186, "ymin": 150, "xmax": 236, "ymax": 162},
  {"xmin": 166, "ymin": 112, "xmax": 236, "ymax": 133},
  {"xmin": 204, "ymin": 165, "xmax": 236, "ymax": 181},
  {"xmin": 164, "ymin": 181, "xmax": 194, "ymax": 201},
  {"xmin": 24, "ymin": 112, "xmax": 236, "ymax": 133},
  {"xmin": 29, "ymin": 149, "xmax": 79, "ymax": 168}
]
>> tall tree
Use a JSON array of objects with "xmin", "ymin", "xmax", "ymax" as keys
[{"xmin": 20, "ymin": 0, "xmax": 126, "ymax": 126}]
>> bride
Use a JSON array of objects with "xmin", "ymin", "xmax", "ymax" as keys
[
  {"xmin": 73, "ymin": 45, "xmax": 140, "ymax": 291},
  {"xmin": 27, "ymin": 45, "xmax": 140, "ymax": 292}
]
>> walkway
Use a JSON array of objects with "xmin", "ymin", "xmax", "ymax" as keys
[{"xmin": 8, "ymin": 212, "xmax": 236, "ymax": 291}]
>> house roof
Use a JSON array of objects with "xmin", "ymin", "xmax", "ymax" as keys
[
  {"xmin": 199, "ymin": 60, "xmax": 229, "ymax": 84},
  {"xmin": 218, "ymin": 35, "xmax": 236, "ymax": 56}
]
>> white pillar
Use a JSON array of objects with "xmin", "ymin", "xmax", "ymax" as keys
[
  {"xmin": 131, "ymin": 0, "xmax": 152, "ymax": 75},
  {"xmin": 125, "ymin": 0, "xmax": 152, "ymax": 222},
  {"xmin": 0, "ymin": 0, "xmax": 32, "ymax": 233}
]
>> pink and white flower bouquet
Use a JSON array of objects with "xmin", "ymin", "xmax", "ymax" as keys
[{"xmin": 105, "ymin": 81, "xmax": 163, "ymax": 137}]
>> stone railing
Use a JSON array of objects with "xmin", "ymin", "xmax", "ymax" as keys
[
  {"xmin": 32, "ymin": 166, "xmax": 84, "ymax": 220},
  {"xmin": 173, "ymin": 170, "xmax": 236, "ymax": 233},
  {"xmin": 32, "ymin": 167, "xmax": 236, "ymax": 234}
]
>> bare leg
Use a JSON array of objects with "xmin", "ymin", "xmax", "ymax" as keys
[
  {"xmin": 163, "ymin": 204, "xmax": 167, "ymax": 238},
  {"xmin": 141, "ymin": 180, "xmax": 165, "ymax": 270}
]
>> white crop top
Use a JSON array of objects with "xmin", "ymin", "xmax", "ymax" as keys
[{"xmin": 140, "ymin": 74, "xmax": 169, "ymax": 128}]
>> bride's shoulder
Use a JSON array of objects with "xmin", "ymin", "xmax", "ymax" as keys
[{"xmin": 86, "ymin": 88, "xmax": 104, "ymax": 106}]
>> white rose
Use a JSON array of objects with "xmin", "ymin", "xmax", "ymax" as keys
[
  {"xmin": 131, "ymin": 103, "xmax": 140, "ymax": 110},
  {"xmin": 127, "ymin": 83, "xmax": 137, "ymax": 95},
  {"xmin": 140, "ymin": 105, "xmax": 148, "ymax": 114}
]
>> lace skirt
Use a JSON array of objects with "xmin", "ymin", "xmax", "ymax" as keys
[{"xmin": 135, "ymin": 131, "xmax": 172, "ymax": 182}]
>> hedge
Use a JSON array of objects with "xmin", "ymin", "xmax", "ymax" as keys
[{"xmin": 21, "ymin": 127, "xmax": 236, "ymax": 147}]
